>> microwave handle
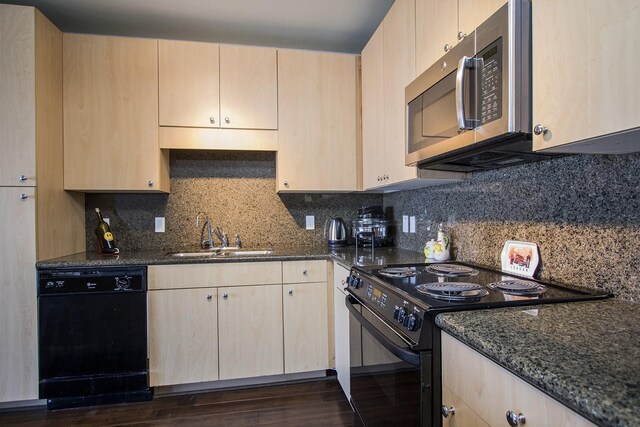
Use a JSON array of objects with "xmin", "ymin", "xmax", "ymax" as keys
[{"xmin": 456, "ymin": 56, "xmax": 472, "ymax": 131}]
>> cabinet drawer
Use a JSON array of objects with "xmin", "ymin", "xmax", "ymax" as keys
[
  {"xmin": 282, "ymin": 260, "xmax": 327, "ymax": 283},
  {"xmin": 148, "ymin": 262, "xmax": 282, "ymax": 290},
  {"xmin": 442, "ymin": 332, "xmax": 595, "ymax": 427}
]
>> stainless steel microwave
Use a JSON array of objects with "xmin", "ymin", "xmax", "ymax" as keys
[{"xmin": 406, "ymin": 0, "xmax": 553, "ymax": 172}]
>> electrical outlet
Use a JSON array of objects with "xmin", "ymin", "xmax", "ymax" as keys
[
  {"xmin": 155, "ymin": 217, "xmax": 165, "ymax": 233},
  {"xmin": 305, "ymin": 215, "xmax": 315, "ymax": 230},
  {"xmin": 409, "ymin": 216, "xmax": 416, "ymax": 233},
  {"xmin": 402, "ymin": 215, "xmax": 409, "ymax": 233}
]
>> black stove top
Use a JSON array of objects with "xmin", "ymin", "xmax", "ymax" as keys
[{"xmin": 346, "ymin": 261, "xmax": 609, "ymax": 350}]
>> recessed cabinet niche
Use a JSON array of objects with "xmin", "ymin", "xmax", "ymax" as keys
[
  {"xmin": 158, "ymin": 40, "xmax": 278, "ymax": 151},
  {"xmin": 63, "ymin": 34, "xmax": 169, "ymax": 192}
]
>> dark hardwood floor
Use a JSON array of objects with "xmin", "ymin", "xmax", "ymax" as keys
[{"xmin": 0, "ymin": 379, "xmax": 356, "ymax": 426}]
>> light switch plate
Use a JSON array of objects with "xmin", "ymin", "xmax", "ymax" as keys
[
  {"xmin": 305, "ymin": 215, "xmax": 315, "ymax": 230},
  {"xmin": 155, "ymin": 217, "xmax": 165, "ymax": 233},
  {"xmin": 409, "ymin": 216, "xmax": 416, "ymax": 233},
  {"xmin": 402, "ymin": 215, "xmax": 409, "ymax": 233}
]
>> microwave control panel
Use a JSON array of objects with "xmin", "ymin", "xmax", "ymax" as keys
[{"xmin": 478, "ymin": 37, "xmax": 503, "ymax": 125}]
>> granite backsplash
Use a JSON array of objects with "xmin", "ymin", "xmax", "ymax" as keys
[
  {"xmin": 384, "ymin": 153, "xmax": 640, "ymax": 301},
  {"xmin": 85, "ymin": 150, "xmax": 381, "ymax": 252}
]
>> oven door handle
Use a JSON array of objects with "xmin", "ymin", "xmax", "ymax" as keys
[{"xmin": 346, "ymin": 295, "xmax": 420, "ymax": 367}]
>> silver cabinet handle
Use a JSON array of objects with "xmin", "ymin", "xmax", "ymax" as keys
[
  {"xmin": 225, "ymin": 117, "xmax": 230, "ymax": 124},
  {"xmin": 209, "ymin": 117, "xmax": 215, "ymax": 124},
  {"xmin": 206, "ymin": 294, "xmax": 212, "ymax": 301},
  {"xmin": 148, "ymin": 180, "xmax": 153, "ymax": 187},
  {"xmin": 302, "ymin": 269, "xmax": 308, "ymax": 276},
  {"xmin": 444, "ymin": 43, "xmax": 453, "ymax": 52},
  {"xmin": 19, "ymin": 175, "xmax": 28, "ymax": 182},
  {"xmin": 20, "ymin": 193, "xmax": 29, "ymax": 200},
  {"xmin": 533, "ymin": 124, "xmax": 548, "ymax": 135},
  {"xmin": 288, "ymin": 289, "xmax": 293, "ymax": 295},
  {"xmin": 457, "ymin": 31, "xmax": 467, "ymax": 40},
  {"xmin": 223, "ymin": 293, "xmax": 228, "ymax": 300},
  {"xmin": 506, "ymin": 411, "xmax": 526, "ymax": 426},
  {"xmin": 441, "ymin": 405, "xmax": 456, "ymax": 418}
]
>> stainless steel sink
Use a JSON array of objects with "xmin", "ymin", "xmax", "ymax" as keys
[
  {"xmin": 167, "ymin": 249, "xmax": 273, "ymax": 257},
  {"xmin": 167, "ymin": 251, "xmax": 229, "ymax": 258},
  {"xmin": 227, "ymin": 250, "xmax": 274, "ymax": 256}
]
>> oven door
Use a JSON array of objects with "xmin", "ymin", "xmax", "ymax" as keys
[{"xmin": 347, "ymin": 295, "xmax": 430, "ymax": 427}]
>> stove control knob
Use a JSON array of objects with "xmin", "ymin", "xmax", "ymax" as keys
[
  {"xmin": 346, "ymin": 275, "xmax": 353, "ymax": 286},
  {"xmin": 395, "ymin": 307, "xmax": 408, "ymax": 323},
  {"xmin": 354, "ymin": 278, "xmax": 363, "ymax": 289},
  {"xmin": 406, "ymin": 314, "xmax": 420, "ymax": 331}
]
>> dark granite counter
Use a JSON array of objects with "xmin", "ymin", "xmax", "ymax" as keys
[
  {"xmin": 36, "ymin": 246, "xmax": 427, "ymax": 269},
  {"xmin": 436, "ymin": 300, "xmax": 640, "ymax": 427}
]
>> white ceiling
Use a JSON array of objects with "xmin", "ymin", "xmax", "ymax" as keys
[{"xmin": 1, "ymin": 0, "xmax": 394, "ymax": 53}]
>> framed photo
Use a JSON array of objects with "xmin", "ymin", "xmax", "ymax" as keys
[{"xmin": 500, "ymin": 241, "xmax": 539, "ymax": 277}]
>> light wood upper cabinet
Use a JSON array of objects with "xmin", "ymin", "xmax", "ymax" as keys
[
  {"xmin": 442, "ymin": 332, "xmax": 596, "ymax": 427},
  {"xmin": 277, "ymin": 49, "xmax": 358, "ymax": 192},
  {"xmin": 532, "ymin": 0, "xmax": 640, "ymax": 154},
  {"xmin": 159, "ymin": 40, "xmax": 220, "ymax": 128},
  {"xmin": 158, "ymin": 41, "xmax": 277, "ymax": 130},
  {"xmin": 148, "ymin": 288, "xmax": 218, "ymax": 387},
  {"xmin": 63, "ymin": 34, "xmax": 169, "ymax": 192},
  {"xmin": 415, "ymin": 0, "xmax": 504, "ymax": 75},
  {"xmin": 218, "ymin": 284, "xmax": 284, "ymax": 380},
  {"xmin": 0, "ymin": 6, "xmax": 35, "ymax": 186},
  {"xmin": 361, "ymin": 25, "xmax": 385, "ymax": 190},
  {"xmin": 219, "ymin": 45, "xmax": 278, "ymax": 130},
  {"xmin": 415, "ymin": 0, "xmax": 458, "ymax": 78},
  {"xmin": 283, "ymin": 281, "xmax": 329, "ymax": 374}
]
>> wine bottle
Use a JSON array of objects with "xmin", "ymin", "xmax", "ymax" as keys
[{"xmin": 95, "ymin": 208, "xmax": 117, "ymax": 254}]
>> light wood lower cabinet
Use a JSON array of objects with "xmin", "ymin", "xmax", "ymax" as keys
[
  {"xmin": 442, "ymin": 332, "xmax": 596, "ymax": 427},
  {"xmin": 283, "ymin": 281, "xmax": 328, "ymax": 374},
  {"xmin": 333, "ymin": 263, "xmax": 352, "ymax": 399},
  {"xmin": 218, "ymin": 284, "xmax": 284, "ymax": 380},
  {"xmin": 148, "ymin": 288, "xmax": 218, "ymax": 387}
]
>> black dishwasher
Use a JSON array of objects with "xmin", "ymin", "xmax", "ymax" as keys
[{"xmin": 38, "ymin": 267, "xmax": 152, "ymax": 409}]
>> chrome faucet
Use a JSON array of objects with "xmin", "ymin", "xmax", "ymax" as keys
[{"xmin": 196, "ymin": 212, "xmax": 214, "ymax": 250}]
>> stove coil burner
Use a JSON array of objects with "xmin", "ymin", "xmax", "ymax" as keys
[
  {"xmin": 416, "ymin": 282, "xmax": 489, "ymax": 301},
  {"xmin": 426, "ymin": 264, "xmax": 479, "ymax": 277},
  {"xmin": 487, "ymin": 279, "xmax": 547, "ymax": 296},
  {"xmin": 378, "ymin": 267, "xmax": 419, "ymax": 278}
]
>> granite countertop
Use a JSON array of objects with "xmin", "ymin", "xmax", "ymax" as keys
[
  {"xmin": 36, "ymin": 245, "xmax": 427, "ymax": 269},
  {"xmin": 436, "ymin": 299, "xmax": 640, "ymax": 427}
]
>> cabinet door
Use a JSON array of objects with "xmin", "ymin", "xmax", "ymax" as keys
[
  {"xmin": 416, "ymin": 0, "xmax": 458, "ymax": 75},
  {"xmin": 148, "ymin": 288, "xmax": 218, "ymax": 387},
  {"xmin": 532, "ymin": 0, "xmax": 640, "ymax": 153},
  {"xmin": 382, "ymin": 0, "xmax": 418, "ymax": 185},
  {"xmin": 458, "ymin": 0, "xmax": 506, "ymax": 41},
  {"xmin": 0, "ymin": 187, "xmax": 37, "ymax": 402},
  {"xmin": 277, "ymin": 50, "xmax": 357, "ymax": 192},
  {"xmin": 218, "ymin": 285, "xmax": 283, "ymax": 380},
  {"xmin": 220, "ymin": 45, "xmax": 278, "ymax": 130},
  {"xmin": 283, "ymin": 282, "xmax": 329, "ymax": 374},
  {"xmin": 333, "ymin": 263, "xmax": 351, "ymax": 398},
  {"xmin": 361, "ymin": 25, "xmax": 385, "ymax": 190},
  {"xmin": 63, "ymin": 34, "xmax": 168, "ymax": 192},
  {"xmin": 0, "ymin": 5, "xmax": 35, "ymax": 187},
  {"xmin": 159, "ymin": 40, "xmax": 220, "ymax": 128}
]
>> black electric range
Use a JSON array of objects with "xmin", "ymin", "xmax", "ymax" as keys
[{"xmin": 344, "ymin": 261, "xmax": 609, "ymax": 427}]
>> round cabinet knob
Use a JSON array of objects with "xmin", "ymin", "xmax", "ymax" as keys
[
  {"xmin": 206, "ymin": 294, "xmax": 212, "ymax": 301},
  {"xmin": 440, "ymin": 61, "xmax": 447, "ymax": 71},
  {"xmin": 533, "ymin": 124, "xmax": 548, "ymax": 136},
  {"xmin": 19, "ymin": 175, "xmax": 28, "ymax": 182},
  {"xmin": 225, "ymin": 117, "xmax": 230, "ymax": 124},
  {"xmin": 506, "ymin": 411, "xmax": 526, "ymax": 426},
  {"xmin": 457, "ymin": 31, "xmax": 467, "ymax": 41},
  {"xmin": 209, "ymin": 117, "xmax": 215, "ymax": 124},
  {"xmin": 302, "ymin": 269, "xmax": 308, "ymax": 276},
  {"xmin": 288, "ymin": 289, "xmax": 293, "ymax": 295},
  {"xmin": 441, "ymin": 405, "xmax": 456, "ymax": 418},
  {"xmin": 20, "ymin": 193, "xmax": 29, "ymax": 200},
  {"xmin": 384, "ymin": 174, "xmax": 389, "ymax": 180},
  {"xmin": 148, "ymin": 180, "xmax": 153, "ymax": 187},
  {"xmin": 444, "ymin": 43, "xmax": 453, "ymax": 52},
  {"xmin": 223, "ymin": 293, "xmax": 228, "ymax": 300},
  {"xmin": 283, "ymin": 181, "xmax": 289, "ymax": 188}
]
